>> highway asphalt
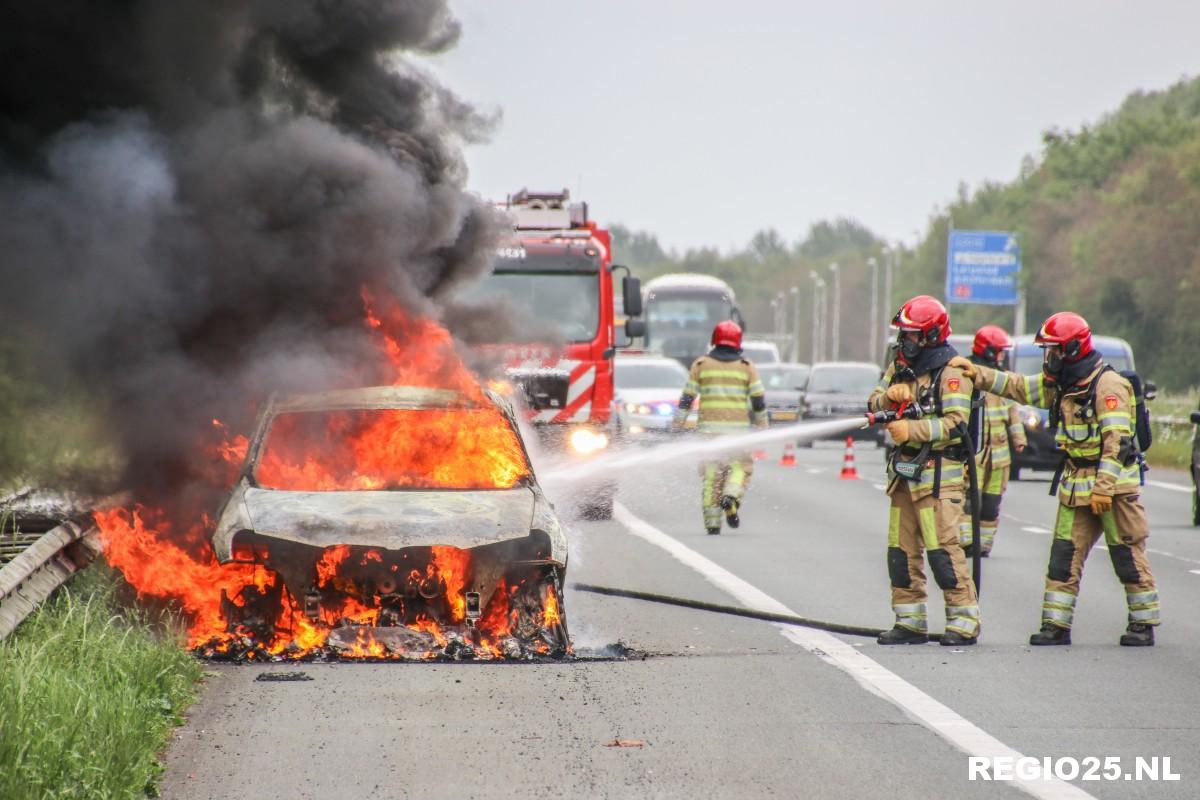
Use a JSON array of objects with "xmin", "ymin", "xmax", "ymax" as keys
[{"xmin": 159, "ymin": 439, "xmax": 1199, "ymax": 799}]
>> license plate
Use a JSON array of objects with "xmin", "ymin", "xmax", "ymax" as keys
[{"xmin": 771, "ymin": 411, "xmax": 798, "ymax": 421}]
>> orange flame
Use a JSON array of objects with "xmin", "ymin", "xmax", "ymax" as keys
[
  {"xmin": 94, "ymin": 289, "xmax": 563, "ymax": 660},
  {"xmin": 254, "ymin": 407, "xmax": 529, "ymax": 492}
]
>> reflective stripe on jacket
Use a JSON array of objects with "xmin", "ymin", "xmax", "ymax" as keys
[{"xmin": 675, "ymin": 356, "xmax": 766, "ymax": 433}]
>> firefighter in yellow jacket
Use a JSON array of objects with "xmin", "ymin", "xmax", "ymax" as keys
[
  {"xmin": 952, "ymin": 311, "xmax": 1159, "ymax": 646},
  {"xmin": 868, "ymin": 296, "xmax": 980, "ymax": 646},
  {"xmin": 959, "ymin": 325, "xmax": 1027, "ymax": 557},
  {"xmin": 672, "ymin": 320, "xmax": 767, "ymax": 535}
]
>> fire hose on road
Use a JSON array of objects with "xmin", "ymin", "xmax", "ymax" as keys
[{"xmin": 569, "ymin": 582, "xmax": 953, "ymax": 643}]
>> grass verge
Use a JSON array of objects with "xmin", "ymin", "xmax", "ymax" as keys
[
  {"xmin": 0, "ymin": 565, "xmax": 203, "ymax": 799},
  {"xmin": 1147, "ymin": 390, "xmax": 1197, "ymax": 471}
]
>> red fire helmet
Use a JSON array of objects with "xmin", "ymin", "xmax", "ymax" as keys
[
  {"xmin": 711, "ymin": 320, "xmax": 743, "ymax": 349},
  {"xmin": 892, "ymin": 295, "xmax": 950, "ymax": 345},
  {"xmin": 1035, "ymin": 312, "xmax": 1093, "ymax": 360},
  {"xmin": 972, "ymin": 325, "xmax": 1013, "ymax": 360}
]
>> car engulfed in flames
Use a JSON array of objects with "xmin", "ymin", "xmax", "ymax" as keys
[{"xmin": 209, "ymin": 385, "xmax": 570, "ymax": 660}]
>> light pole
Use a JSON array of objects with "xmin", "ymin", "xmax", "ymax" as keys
[
  {"xmin": 776, "ymin": 290, "xmax": 786, "ymax": 336},
  {"xmin": 828, "ymin": 262, "xmax": 840, "ymax": 361},
  {"xmin": 867, "ymin": 256, "xmax": 878, "ymax": 364},
  {"xmin": 807, "ymin": 273, "xmax": 823, "ymax": 363},
  {"xmin": 789, "ymin": 286, "xmax": 801, "ymax": 362},
  {"xmin": 882, "ymin": 245, "xmax": 896, "ymax": 341}
]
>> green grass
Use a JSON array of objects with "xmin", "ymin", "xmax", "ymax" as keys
[
  {"xmin": 0, "ymin": 337, "xmax": 122, "ymax": 492},
  {"xmin": 1147, "ymin": 391, "xmax": 1198, "ymax": 471},
  {"xmin": 0, "ymin": 567, "xmax": 203, "ymax": 799}
]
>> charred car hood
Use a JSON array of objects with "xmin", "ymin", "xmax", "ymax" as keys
[{"xmin": 213, "ymin": 483, "xmax": 546, "ymax": 560}]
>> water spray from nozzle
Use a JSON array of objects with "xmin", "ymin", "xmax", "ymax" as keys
[{"xmin": 540, "ymin": 417, "xmax": 868, "ymax": 488}]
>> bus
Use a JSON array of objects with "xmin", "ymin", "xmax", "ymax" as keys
[{"xmin": 643, "ymin": 273, "xmax": 743, "ymax": 368}]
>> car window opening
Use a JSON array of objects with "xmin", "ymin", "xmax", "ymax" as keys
[{"xmin": 254, "ymin": 408, "xmax": 530, "ymax": 491}]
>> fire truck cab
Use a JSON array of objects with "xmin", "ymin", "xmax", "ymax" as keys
[{"xmin": 468, "ymin": 189, "xmax": 644, "ymax": 518}]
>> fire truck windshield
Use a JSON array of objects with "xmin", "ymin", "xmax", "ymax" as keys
[{"xmin": 468, "ymin": 271, "xmax": 599, "ymax": 343}]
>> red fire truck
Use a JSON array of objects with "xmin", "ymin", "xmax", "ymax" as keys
[{"xmin": 466, "ymin": 189, "xmax": 644, "ymax": 518}]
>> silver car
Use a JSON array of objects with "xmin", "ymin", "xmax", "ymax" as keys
[
  {"xmin": 614, "ymin": 355, "xmax": 690, "ymax": 437},
  {"xmin": 213, "ymin": 385, "xmax": 569, "ymax": 659},
  {"xmin": 758, "ymin": 362, "xmax": 810, "ymax": 425}
]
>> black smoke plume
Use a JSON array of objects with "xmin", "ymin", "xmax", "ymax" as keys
[{"xmin": 0, "ymin": 1, "xmax": 502, "ymax": 503}]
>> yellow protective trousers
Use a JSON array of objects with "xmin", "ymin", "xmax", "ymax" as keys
[
  {"xmin": 700, "ymin": 454, "xmax": 753, "ymax": 529},
  {"xmin": 959, "ymin": 458, "xmax": 1009, "ymax": 555},
  {"xmin": 1040, "ymin": 495, "xmax": 1159, "ymax": 630},
  {"xmin": 887, "ymin": 482, "xmax": 980, "ymax": 638}
]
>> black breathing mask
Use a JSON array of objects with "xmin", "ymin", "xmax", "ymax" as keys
[
  {"xmin": 897, "ymin": 331, "xmax": 923, "ymax": 362},
  {"xmin": 1042, "ymin": 346, "xmax": 1064, "ymax": 381}
]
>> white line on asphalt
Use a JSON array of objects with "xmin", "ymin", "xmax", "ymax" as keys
[
  {"xmin": 613, "ymin": 502, "xmax": 1096, "ymax": 800},
  {"xmin": 1190, "ymin": 570, "xmax": 1200, "ymax": 576},
  {"xmin": 1149, "ymin": 549, "xmax": 1200, "ymax": 567},
  {"xmin": 872, "ymin": 483, "xmax": 887, "ymax": 491},
  {"xmin": 1146, "ymin": 479, "xmax": 1191, "ymax": 494},
  {"xmin": 1007, "ymin": 514, "xmax": 1200, "ymax": 566},
  {"xmin": 806, "ymin": 468, "xmax": 823, "ymax": 474}
]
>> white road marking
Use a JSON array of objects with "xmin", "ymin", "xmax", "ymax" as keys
[
  {"xmin": 1007, "ymin": 513, "xmax": 1200, "ymax": 566},
  {"xmin": 1149, "ymin": 549, "xmax": 1200, "ymax": 567},
  {"xmin": 1146, "ymin": 479, "xmax": 1191, "ymax": 494},
  {"xmin": 872, "ymin": 483, "xmax": 887, "ymax": 491},
  {"xmin": 806, "ymin": 468, "xmax": 823, "ymax": 474},
  {"xmin": 613, "ymin": 502, "xmax": 1096, "ymax": 800},
  {"xmin": 1189, "ymin": 570, "xmax": 1200, "ymax": 576}
]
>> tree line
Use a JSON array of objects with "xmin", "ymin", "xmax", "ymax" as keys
[{"xmin": 613, "ymin": 75, "xmax": 1200, "ymax": 389}]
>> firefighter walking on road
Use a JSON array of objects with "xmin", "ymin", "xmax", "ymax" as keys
[
  {"xmin": 672, "ymin": 320, "xmax": 767, "ymax": 535},
  {"xmin": 959, "ymin": 325, "xmax": 1027, "ymax": 558},
  {"xmin": 951, "ymin": 312, "xmax": 1159, "ymax": 646},
  {"xmin": 869, "ymin": 296, "xmax": 980, "ymax": 646}
]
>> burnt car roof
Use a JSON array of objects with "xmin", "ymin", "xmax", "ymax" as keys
[{"xmin": 268, "ymin": 385, "xmax": 475, "ymax": 414}]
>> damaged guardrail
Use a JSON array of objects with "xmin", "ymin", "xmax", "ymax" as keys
[{"xmin": 0, "ymin": 521, "xmax": 101, "ymax": 640}]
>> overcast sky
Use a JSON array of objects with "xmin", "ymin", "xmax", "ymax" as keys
[{"xmin": 433, "ymin": 1, "xmax": 1200, "ymax": 252}]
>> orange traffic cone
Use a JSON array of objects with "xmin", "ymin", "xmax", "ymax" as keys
[
  {"xmin": 752, "ymin": 448, "xmax": 768, "ymax": 461},
  {"xmin": 779, "ymin": 441, "xmax": 797, "ymax": 467},
  {"xmin": 839, "ymin": 436, "xmax": 860, "ymax": 480}
]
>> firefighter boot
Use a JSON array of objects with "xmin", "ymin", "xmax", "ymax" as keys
[
  {"xmin": 877, "ymin": 626, "xmax": 928, "ymax": 645},
  {"xmin": 1029, "ymin": 623, "xmax": 1071, "ymax": 646},
  {"xmin": 939, "ymin": 630, "xmax": 977, "ymax": 647},
  {"xmin": 707, "ymin": 526, "xmax": 721, "ymax": 536},
  {"xmin": 720, "ymin": 495, "xmax": 740, "ymax": 529},
  {"xmin": 1119, "ymin": 623, "xmax": 1155, "ymax": 647}
]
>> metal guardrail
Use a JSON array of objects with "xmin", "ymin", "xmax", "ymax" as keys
[{"xmin": 0, "ymin": 522, "xmax": 101, "ymax": 640}]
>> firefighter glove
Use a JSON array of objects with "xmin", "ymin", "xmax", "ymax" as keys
[
  {"xmin": 948, "ymin": 356, "xmax": 977, "ymax": 379},
  {"xmin": 886, "ymin": 420, "xmax": 910, "ymax": 444},
  {"xmin": 1090, "ymin": 492, "xmax": 1113, "ymax": 515},
  {"xmin": 885, "ymin": 384, "xmax": 913, "ymax": 404}
]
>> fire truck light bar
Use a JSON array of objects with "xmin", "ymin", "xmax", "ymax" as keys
[{"xmin": 506, "ymin": 187, "xmax": 588, "ymax": 230}]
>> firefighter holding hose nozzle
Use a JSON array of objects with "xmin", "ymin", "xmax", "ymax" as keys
[
  {"xmin": 672, "ymin": 320, "xmax": 768, "ymax": 535},
  {"xmin": 950, "ymin": 312, "xmax": 1159, "ymax": 647},
  {"xmin": 867, "ymin": 296, "xmax": 980, "ymax": 646},
  {"xmin": 959, "ymin": 326, "xmax": 1027, "ymax": 558}
]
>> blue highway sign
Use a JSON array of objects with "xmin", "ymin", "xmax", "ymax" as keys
[{"xmin": 945, "ymin": 230, "xmax": 1020, "ymax": 305}]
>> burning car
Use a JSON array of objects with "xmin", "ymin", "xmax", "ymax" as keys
[{"xmin": 210, "ymin": 385, "xmax": 570, "ymax": 659}]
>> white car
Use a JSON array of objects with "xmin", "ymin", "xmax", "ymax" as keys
[
  {"xmin": 740, "ymin": 340, "xmax": 781, "ymax": 364},
  {"xmin": 613, "ymin": 355, "xmax": 690, "ymax": 437},
  {"xmin": 212, "ymin": 385, "xmax": 569, "ymax": 659}
]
